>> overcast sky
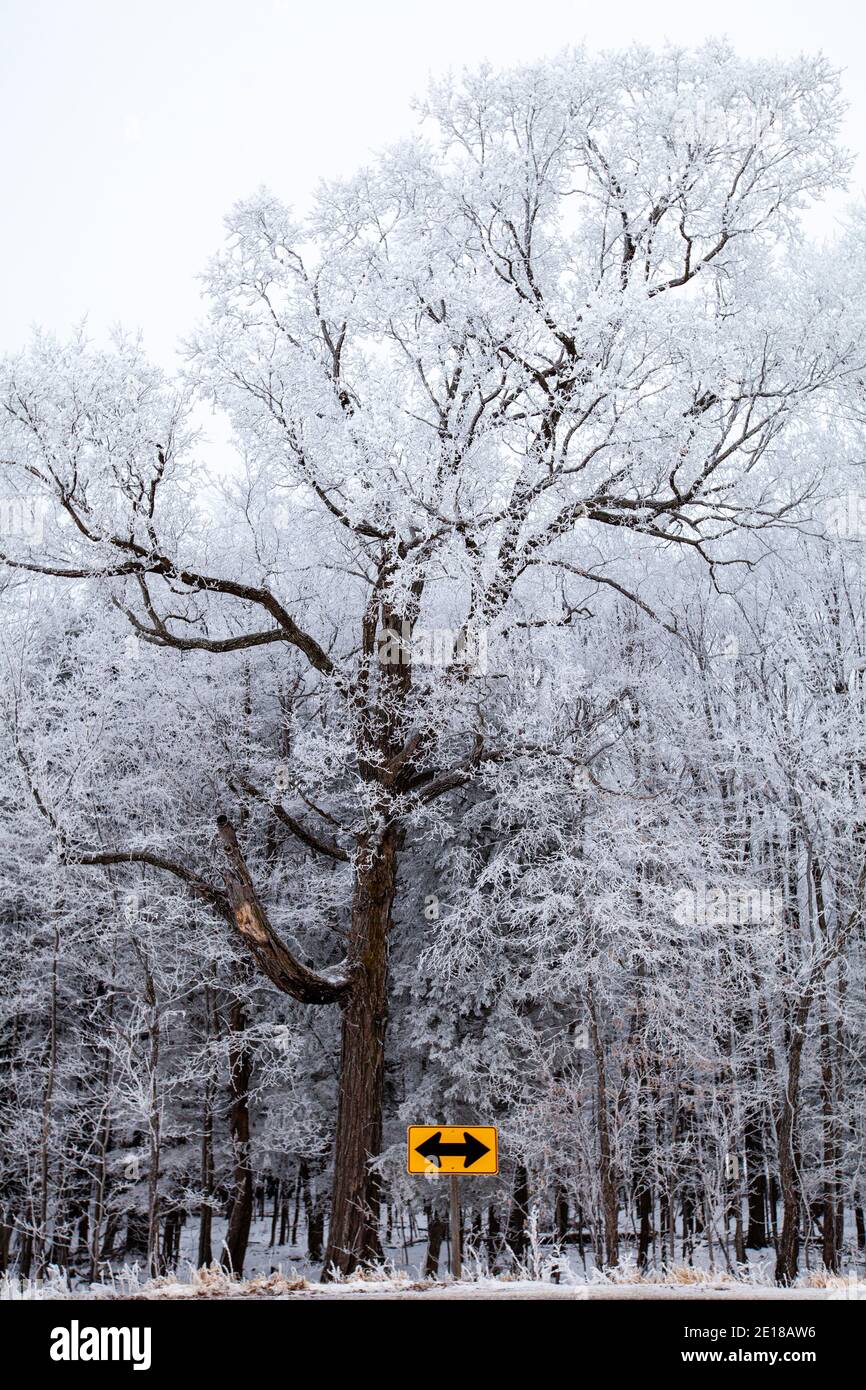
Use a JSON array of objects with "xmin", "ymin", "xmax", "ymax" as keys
[{"xmin": 2, "ymin": 0, "xmax": 865, "ymax": 371}]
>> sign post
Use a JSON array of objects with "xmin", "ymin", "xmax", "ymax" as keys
[
  {"xmin": 450, "ymin": 1174, "xmax": 461, "ymax": 1279},
  {"xmin": 407, "ymin": 1125, "xmax": 499, "ymax": 1280}
]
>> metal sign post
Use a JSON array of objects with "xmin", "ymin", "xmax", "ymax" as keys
[{"xmin": 450, "ymin": 1174, "xmax": 461, "ymax": 1279}]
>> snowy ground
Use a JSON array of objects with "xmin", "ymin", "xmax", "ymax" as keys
[
  {"xmin": 5, "ymin": 1275, "xmax": 863, "ymax": 1301},
  {"xmin": 152, "ymin": 1280, "xmax": 862, "ymax": 1301},
  {"xmin": 3, "ymin": 1216, "xmax": 862, "ymax": 1301}
]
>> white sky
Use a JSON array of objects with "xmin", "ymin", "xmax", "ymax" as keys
[{"xmin": 2, "ymin": 0, "xmax": 865, "ymax": 371}]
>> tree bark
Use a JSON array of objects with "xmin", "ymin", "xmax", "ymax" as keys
[
  {"xmin": 223, "ymin": 989, "xmax": 253, "ymax": 1277},
  {"xmin": 506, "ymin": 1164, "xmax": 530, "ymax": 1261},
  {"xmin": 587, "ymin": 986, "xmax": 619, "ymax": 1267},
  {"xmin": 424, "ymin": 1203, "xmax": 447, "ymax": 1277},
  {"xmin": 774, "ymin": 993, "xmax": 810, "ymax": 1284},
  {"xmin": 745, "ymin": 1111, "xmax": 769, "ymax": 1248},
  {"xmin": 197, "ymin": 981, "xmax": 216, "ymax": 1268},
  {"xmin": 322, "ymin": 828, "xmax": 397, "ymax": 1276}
]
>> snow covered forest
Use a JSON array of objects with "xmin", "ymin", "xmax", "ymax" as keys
[{"xmin": 0, "ymin": 42, "xmax": 865, "ymax": 1292}]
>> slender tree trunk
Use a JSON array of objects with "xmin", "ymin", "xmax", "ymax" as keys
[
  {"xmin": 0, "ymin": 1212, "xmax": 11, "ymax": 1274},
  {"xmin": 487, "ymin": 1204, "xmax": 501, "ymax": 1268},
  {"xmin": 820, "ymin": 997, "xmax": 839, "ymax": 1273},
  {"xmin": 197, "ymin": 1084, "xmax": 215, "ymax": 1267},
  {"xmin": 36, "ymin": 920, "xmax": 60, "ymax": 1277},
  {"xmin": 554, "ymin": 1186, "xmax": 569, "ymax": 1245},
  {"xmin": 307, "ymin": 1183, "xmax": 325, "ymax": 1263},
  {"xmin": 812, "ymin": 858, "xmax": 840, "ymax": 1274},
  {"xmin": 223, "ymin": 990, "xmax": 253, "ymax": 1277},
  {"xmin": 587, "ymin": 986, "xmax": 618, "ymax": 1267},
  {"xmin": 774, "ymin": 993, "xmax": 811, "ymax": 1284},
  {"xmin": 322, "ymin": 828, "xmax": 397, "ymax": 1276},
  {"xmin": 289, "ymin": 1170, "xmax": 301, "ymax": 1245},
  {"xmin": 635, "ymin": 1105, "xmax": 653, "ymax": 1271},
  {"xmin": 301, "ymin": 1161, "xmax": 325, "ymax": 1262},
  {"xmin": 269, "ymin": 1178, "xmax": 280, "ymax": 1249},
  {"xmin": 745, "ymin": 1111, "xmax": 769, "ymax": 1248},
  {"xmin": 139, "ymin": 959, "xmax": 162, "ymax": 1280},
  {"xmin": 197, "ymin": 983, "xmax": 216, "ymax": 1268},
  {"xmin": 506, "ymin": 1164, "xmax": 530, "ymax": 1261}
]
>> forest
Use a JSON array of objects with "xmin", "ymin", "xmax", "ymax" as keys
[{"xmin": 0, "ymin": 41, "xmax": 864, "ymax": 1292}]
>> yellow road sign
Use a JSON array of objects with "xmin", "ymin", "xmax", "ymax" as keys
[{"xmin": 407, "ymin": 1125, "xmax": 498, "ymax": 1174}]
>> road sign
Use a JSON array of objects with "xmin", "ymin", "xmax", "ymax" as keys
[{"xmin": 407, "ymin": 1125, "xmax": 498, "ymax": 1174}]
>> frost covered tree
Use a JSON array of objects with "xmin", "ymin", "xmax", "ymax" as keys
[{"xmin": 1, "ymin": 42, "xmax": 865, "ymax": 1278}]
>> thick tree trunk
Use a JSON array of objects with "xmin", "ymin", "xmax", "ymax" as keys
[{"xmin": 322, "ymin": 828, "xmax": 397, "ymax": 1277}]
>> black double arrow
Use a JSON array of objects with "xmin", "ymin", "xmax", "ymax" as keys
[{"xmin": 414, "ymin": 1130, "xmax": 491, "ymax": 1169}]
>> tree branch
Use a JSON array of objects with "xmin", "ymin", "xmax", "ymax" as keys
[{"xmin": 216, "ymin": 815, "xmax": 350, "ymax": 1003}]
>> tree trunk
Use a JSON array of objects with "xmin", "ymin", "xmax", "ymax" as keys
[
  {"xmin": 820, "ymin": 997, "xmax": 839, "ymax": 1273},
  {"xmin": 506, "ymin": 1164, "xmax": 530, "ymax": 1261},
  {"xmin": 223, "ymin": 991, "xmax": 253, "ymax": 1277},
  {"xmin": 197, "ymin": 1086, "xmax": 214, "ymax": 1268},
  {"xmin": 487, "ymin": 1203, "xmax": 501, "ymax": 1268},
  {"xmin": 424, "ymin": 1204, "xmax": 446, "ymax": 1277},
  {"xmin": 635, "ymin": 1106, "xmax": 653, "ymax": 1271},
  {"xmin": 322, "ymin": 828, "xmax": 397, "ymax": 1276},
  {"xmin": 812, "ymin": 863, "xmax": 840, "ymax": 1274},
  {"xmin": 197, "ymin": 983, "xmax": 216, "ymax": 1268},
  {"xmin": 269, "ymin": 1178, "xmax": 280, "ymax": 1249},
  {"xmin": 587, "ymin": 986, "xmax": 619, "ymax": 1267},
  {"xmin": 745, "ymin": 1111, "xmax": 769, "ymax": 1248},
  {"xmin": 139, "ymin": 957, "xmax": 162, "ymax": 1280},
  {"xmin": 774, "ymin": 994, "xmax": 811, "ymax": 1284},
  {"xmin": 301, "ymin": 1162, "xmax": 325, "ymax": 1262},
  {"xmin": 554, "ymin": 1186, "xmax": 569, "ymax": 1244}
]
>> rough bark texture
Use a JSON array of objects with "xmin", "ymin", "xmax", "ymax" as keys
[{"xmin": 322, "ymin": 828, "xmax": 397, "ymax": 1276}]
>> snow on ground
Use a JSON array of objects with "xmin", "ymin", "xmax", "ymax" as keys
[
  {"xmin": 130, "ymin": 1277, "xmax": 864, "ymax": 1301},
  {"xmin": 3, "ymin": 1217, "xmax": 863, "ymax": 1301},
  {"xmin": 4, "ymin": 1275, "xmax": 863, "ymax": 1301}
]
